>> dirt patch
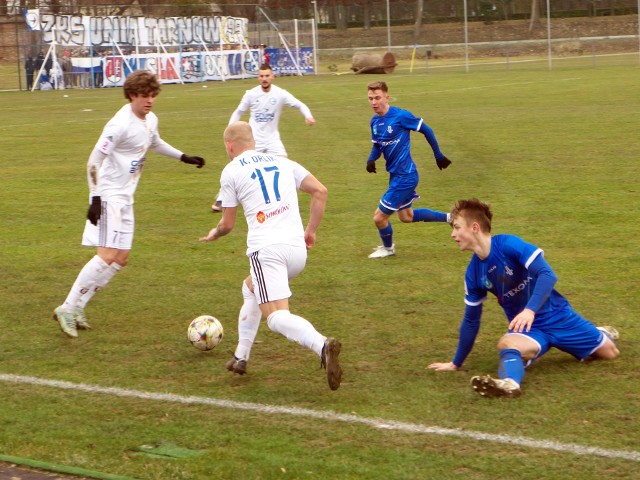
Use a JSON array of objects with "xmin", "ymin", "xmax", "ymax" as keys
[{"xmin": 0, "ymin": 462, "xmax": 91, "ymax": 480}]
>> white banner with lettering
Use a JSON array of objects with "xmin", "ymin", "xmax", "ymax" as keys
[
  {"xmin": 24, "ymin": 10, "xmax": 248, "ymax": 47},
  {"xmin": 94, "ymin": 50, "xmax": 261, "ymax": 86}
]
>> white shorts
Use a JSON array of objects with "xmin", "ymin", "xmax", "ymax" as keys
[
  {"xmin": 248, "ymin": 244, "xmax": 306, "ymax": 304},
  {"xmin": 82, "ymin": 200, "xmax": 134, "ymax": 250},
  {"xmin": 256, "ymin": 140, "xmax": 287, "ymax": 157}
]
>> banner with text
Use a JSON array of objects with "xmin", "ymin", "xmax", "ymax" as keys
[
  {"xmin": 266, "ymin": 47, "xmax": 315, "ymax": 75},
  {"xmin": 24, "ymin": 10, "xmax": 249, "ymax": 47},
  {"xmin": 92, "ymin": 50, "xmax": 261, "ymax": 86}
]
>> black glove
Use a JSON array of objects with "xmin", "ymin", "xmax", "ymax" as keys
[
  {"xmin": 436, "ymin": 156, "xmax": 452, "ymax": 171},
  {"xmin": 87, "ymin": 196, "xmax": 101, "ymax": 226},
  {"xmin": 366, "ymin": 161, "xmax": 377, "ymax": 173},
  {"xmin": 181, "ymin": 154, "xmax": 205, "ymax": 168}
]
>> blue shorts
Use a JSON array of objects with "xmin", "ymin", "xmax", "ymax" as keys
[
  {"xmin": 379, "ymin": 173, "xmax": 420, "ymax": 215},
  {"xmin": 509, "ymin": 308, "xmax": 606, "ymax": 362}
]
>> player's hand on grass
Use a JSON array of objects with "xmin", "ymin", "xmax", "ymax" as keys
[
  {"xmin": 366, "ymin": 161, "xmax": 377, "ymax": 173},
  {"xmin": 181, "ymin": 154, "xmax": 205, "ymax": 168},
  {"xmin": 436, "ymin": 156, "xmax": 452, "ymax": 171},
  {"xmin": 427, "ymin": 361, "xmax": 459, "ymax": 372},
  {"xmin": 87, "ymin": 196, "xmax": 102, "ymax": 225}
]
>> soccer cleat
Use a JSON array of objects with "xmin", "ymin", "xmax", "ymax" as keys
[
  {"xmin": 470, "ymin": 375, "xmax": 521, "ymax": 398},
  {"xmin": 74, "ymin": 308, "xmax": 92, "ymax": 330},
  {"xmin": 321, "ymin": 338, "xmax": 343, "ymax": 391},
  {"xmin": 53, "ymin": 306, "xmax": 78, "ymax": 338},
  {"xmin": 368, "ymin": 244, "xmax": 395, "ymax": 259},
  {"xmin": 211, "ymin": 200, "xmax": 222, "ymax": 213},
  {"xmin": 226, "ymin": 356, "xmax": 247, "ymax": 375},
  {"xmin": 597, "ymin": 326, "xmax": 619, "ymax": 341}
]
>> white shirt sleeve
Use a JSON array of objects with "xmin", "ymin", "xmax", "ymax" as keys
[
  {"xmin": 87, "ymin": 147, "xmax": 107, "ymax": 197},
  {"xmin": 150, "ymin": 137, "xmax": 183, "ymax": 159},
  {"xmin": 229, "ymin": 92, "xmax": 251, "ymax": 125},
  {"xmin": 283, "ymin": 90, "xmax": 313, "ymax": 119}
]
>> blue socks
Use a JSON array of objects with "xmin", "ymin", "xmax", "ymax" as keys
[
  {"xmin": 378, "ymin": 223, "xmax": 393, "ymax": 248},
  {"xmin": 412, "ymin": 208, "xmax": 448, "ymax": 223},
  {"xmin": 498, "ymin": 348, "xmax": 525, "ymax": 385}
]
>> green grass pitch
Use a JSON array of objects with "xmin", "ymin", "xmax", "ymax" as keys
[{"xmin": 0, "ymin": 62, "xmax": 638, "ymax": 479}]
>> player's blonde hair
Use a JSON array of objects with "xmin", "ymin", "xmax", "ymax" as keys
[
  {"xmin": 224, "ymin": 121, "xmax": 255, "ymax": 149},
  {"xmin": 450, "ymin": 199, "xmax": 493, "ymax": 233},
  {"xmin": 123, "ymin": 70, "xmax": 161, "ymax": 100}
]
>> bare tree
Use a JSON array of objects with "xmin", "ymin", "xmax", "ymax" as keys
[
  {"xmin": 363, "ymin": 0, "xmax": 372, "ymax": 30},
  {"xmin": 529, "ymin": 0, "xmax": 541, "ymax": 33},
  {"xmin": 413, "ymin": 0, "xmax": 424, "ymax": 45}
]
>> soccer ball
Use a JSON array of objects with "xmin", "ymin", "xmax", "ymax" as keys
[{"xmin": 187, "ymin": 315, "xmax": 224, "ymax": 351}]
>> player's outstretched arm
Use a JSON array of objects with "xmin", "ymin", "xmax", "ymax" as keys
[{"xmin": 200, "ymin": 207, "xmax": 237, "ymax": 242}]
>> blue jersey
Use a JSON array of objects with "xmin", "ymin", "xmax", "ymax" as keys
[
  {"xmin": 464, "ymin": 234, "xmax": 571, "ymax": 325},
  {"xmin": 369, "ymin": 106, "xmax": 425, "ymax": 175}
]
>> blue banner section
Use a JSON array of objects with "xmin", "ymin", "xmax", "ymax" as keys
[{"xmin": 265, "ymin": 47, "xmax": 314, "ymax": 75}]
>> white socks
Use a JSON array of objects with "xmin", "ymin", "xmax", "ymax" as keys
[
  {"xmin": 77, "ymin": 262, "xmax": 121, "ymax": 308},
  {"xmin": 234, "ymin": 280, "xmax": 262, "ymax": 361},
  {"xmin": 266, "ymin": 309, "xmax": 325, "ymax": 357},
  {"xmin": 63, "ymin": 255, "xmax": 121, "ymax": 310}
]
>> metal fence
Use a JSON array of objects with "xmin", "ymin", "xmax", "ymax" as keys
[{"xmin": 1, "ymin": 2, "xmax": 639, "ymax": 90}]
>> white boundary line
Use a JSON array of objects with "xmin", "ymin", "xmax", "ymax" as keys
[{"xmin": 2, "ymin": 373, "xmax": 639, "ymax": 462}]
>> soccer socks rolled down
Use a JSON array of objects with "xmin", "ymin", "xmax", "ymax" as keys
[
  {"xmin": 378, "ymin": 223, "xmax": 393, "ymax": 248},
  {"xmin": 62, "ymin": 255, "xmax": 111, "ymax": 310},
  {"xmin": 266, "ymin": 310, "xmax": 325, "ymax": 357},
  {"xmin": 412, "ymin": 208, "xmax": 448, "ymax": 223},
  {"xmin": 498, "ymin": 348, "xmax": 525, "ymax": 386},
  {"xmin": 77, "ymin": 262, "xmax": 122, "ymax": 309},
  {"xmin": 234, "ymin": 280, "xmax": 262, "ymax": 362}
]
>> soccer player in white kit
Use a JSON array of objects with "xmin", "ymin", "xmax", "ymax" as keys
[
  {"xmin": 211, "ymin": 63, "xmax": 315, "ymax": 212},
  {"xmin": 200, "ymin": 121, "xmax": 342, "ymax": 391},
  {"xmin": 53, "ymin": 70, "xmax": 205, "ymax": 338}
]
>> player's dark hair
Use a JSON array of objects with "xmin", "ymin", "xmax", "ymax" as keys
[
  {"xmin": 451, "ymin": 198, "xmax": 493, "ymax": 233},
  {"xmin": 123, "ymin": 70, "xmax": 161, "ymax": 100},
  {"xmin": 367, "ymin": 81, "xmax": 388, "ymax": 93},
  {"xmin": 259, "ymin": 63, "xmax": 273, "ymax": 72}
]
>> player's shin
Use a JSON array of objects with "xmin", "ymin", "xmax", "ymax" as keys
[
  {"xmin": 378, "ymin": 223, "xmax": 393, "ymax": 247},
  {"xmin": 498, "ymin": 348, "xmax": 525, "ymax": 385},
  {"xmin": 412, "ymin": 208, "xmax": 448, "ymax": 222},
  {"xmin": 235, "ymin": 281, "xmax": 262, "ymax": 361}
]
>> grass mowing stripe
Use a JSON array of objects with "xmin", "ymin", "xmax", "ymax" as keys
[{"xmin": 2, "ymin": 373, "xmax": 638, "ymax": 463}]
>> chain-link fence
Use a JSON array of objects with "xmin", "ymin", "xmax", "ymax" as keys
[{"xmin": 1, "ymin": 2, "xmax": 639, "ymax": 90}]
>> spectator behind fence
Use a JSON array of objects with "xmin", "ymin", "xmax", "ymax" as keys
[{"xmin": 25, "ymin": 55, "xmax": 35, "ymax": 90}]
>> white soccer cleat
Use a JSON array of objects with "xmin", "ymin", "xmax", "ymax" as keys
[
  {"xmin": 53, "ymin": 306, "xmax": 78, "ymax": 338},
  {"xmin": 74, "ymin": 308, "xmax": 92, "ymax": 330},
  {"xmin": 597, "ymin": 326, "xmax": 619, "ymax": 341},
  {"xmin": 368, "ymin": 244, "xmax": 395, "ymax": 259},
  {"xmin": 471, "ymin": 375, "xmax": 521, "ymax": 398}
]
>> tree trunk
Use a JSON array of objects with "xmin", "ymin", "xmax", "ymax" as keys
[
  {"xmin": 413, "ymin": 0, "xmax": 424, "ymax": 45},
  {"xmin": 335, "ymin": 2, "xmax": 347, "ymax": 31},
  {"xmin": 528, "ymin": 0, "xmax": 540, "ymax": 33},
  {"xmin": 363, "ymin": 0, "xmax": 371, "ymax": 30}
]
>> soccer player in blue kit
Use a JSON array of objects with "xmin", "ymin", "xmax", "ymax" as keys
[
  {"xmin": 428, "ymin": 199, "xmax": 620, "ymax": 397},
  {"xmin": 365, "ymin": 81, "xmax": 451, "ymax": 258}
]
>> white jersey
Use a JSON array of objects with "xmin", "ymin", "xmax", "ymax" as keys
[
  {"xmin": 218, "ymin": 150, "xmax": 310, "ymax": 255},
  {"xmin": 91, "ymin": 104, "xmax": 180, "ymax": 205},
  {"xmin": 229, "ymin": 84, "xmax": 312, "ymax": 154}
]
